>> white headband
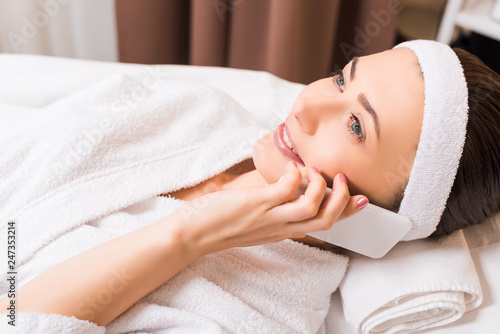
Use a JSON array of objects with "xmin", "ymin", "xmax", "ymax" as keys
[{"xmin": 393, "ymin": 40, "xmax": 469, "ymax": 241}]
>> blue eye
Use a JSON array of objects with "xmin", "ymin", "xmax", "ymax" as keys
[
  {"xmin": 349, "ymin": 113, "xmax": 363, "ymax": 142},
  {"xmin": 328, "ymin": 65, "xmax": 345, "ymax": 92},
  {"xmin": 336, "ymin": 74, "xmax": 345, "ymax": 91}
]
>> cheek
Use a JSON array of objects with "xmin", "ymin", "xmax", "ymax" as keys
[
  {"xmin": 342, "ymin": 148, "xmax": 401, "ymax": 204},
  {"xmin": 252, "ymin": 131, "xmax": 289, "ymax": 183},
  {"xmin": 300, "ymin": 132, "xmax": 351, "ymax": 183},
  {"xmin": 313, "ymin": 151, "xmax": 348, "ymax": 185}
]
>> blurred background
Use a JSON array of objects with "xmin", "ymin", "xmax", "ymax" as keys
[{"xmin": 0, "ymin": 0, "xmax": 499, "ymax": 84}]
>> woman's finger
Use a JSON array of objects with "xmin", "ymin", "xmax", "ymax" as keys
[
  {"xmin": 302, "ymin": 167, "xmax": 327, "ymax": 203},
  {"xmin": 282, "ymin": 193, "xmax": 369, "ymax": 238},
  {"xmin": 315, "ymin": 173, "xmax": 352, "ymax": 229},
  {"xmin": 266, "ymin": 168, "xmax": 328, "ymax": 223},
  {"xmin": 336, "ymin": 194, "xmax": 369, "ymax": 222},
  {"xmin": 262, "ymin": 161, "xmax": 303, "ymax": 206},
  {"xmin": 282, "ymin": 173, "xmax": 351, "ymax": 234}
]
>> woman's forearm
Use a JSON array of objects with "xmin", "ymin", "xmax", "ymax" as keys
[
  {"xmin": 0, "ymin": 164, "xmax": 362, "ymax": 327},
  {"xmin": 0, "ymin": 211, "xmax": 200, "ymax": 326}
]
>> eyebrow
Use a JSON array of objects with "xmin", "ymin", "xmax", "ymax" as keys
[
  {"xmin": 358, "ymin": 93, "xmax": 380, "ymax": 139},
  {"xmin": 350, "ymin": 57, "xmax": 358, "ymax": 81},
  {"xmin": 349, "ymin": 57, "xmax": 380, "ymax": 140}
]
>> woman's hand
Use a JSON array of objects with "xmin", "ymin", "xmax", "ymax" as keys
[
  {"xmin": 171, "ymin": 161, "xmax": 368, "ymax": 256},
  {"xmin": 0, "ymin": 161, "xmax": 367, "ymax": 326}
]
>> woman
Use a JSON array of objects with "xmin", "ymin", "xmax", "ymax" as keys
[{"xmin": 1, "ymin": 40, "xmax": 499, "ymax": 330}]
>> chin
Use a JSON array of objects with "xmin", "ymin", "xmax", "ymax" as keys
[{"xmin": 252, "ymin": 131, "xmax": 291, "ymax": 184}]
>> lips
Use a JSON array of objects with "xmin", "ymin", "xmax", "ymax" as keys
[{"xmin": 273, "ymin": 122, "xmax": 305, "ymax": 165}]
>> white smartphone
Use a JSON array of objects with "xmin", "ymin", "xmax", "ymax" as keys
[{"xmin": 293, "ymin": 179, "xmax": 412, "ymax": 258}]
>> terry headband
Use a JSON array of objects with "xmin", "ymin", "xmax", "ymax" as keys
[{"xmin": 393, "ymin": 40, "xmax": 469, "ymax": 241}]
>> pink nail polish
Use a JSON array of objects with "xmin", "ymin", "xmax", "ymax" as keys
[
  {"xmin": 311, "ymin": 166, "xmax": 320, "ymax": 174},
  {"xmin": 339, "ymin": 173, "xmax": 347, "ymax": 184},
  {"xmin": 357, "ymin": 198, "xmax": 368, "ymax": 210}
]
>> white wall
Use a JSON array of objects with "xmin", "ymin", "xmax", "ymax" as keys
[{"xmin": 0, "ymin": 0, "xmax": 118, "ymax": 61}]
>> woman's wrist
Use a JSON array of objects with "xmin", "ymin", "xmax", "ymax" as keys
[{"xmin": 166, "ymin": 205, "xmax": 224, "ymax": 259}]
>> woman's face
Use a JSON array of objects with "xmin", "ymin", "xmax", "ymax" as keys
[{"xmin": 253, "ymin": 48, "xmax": 424, "ymax": 209}]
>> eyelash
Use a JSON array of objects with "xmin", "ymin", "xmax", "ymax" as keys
[
  {"xmin": 328, "ymin": 65, "xmax": 364, "ymax": 143},
  {"xmin": 348, "ymin": 113, "xmax": 364, "ymax": 143},
  {"xmin": 328, "ymin": 65, "xmax": 345, "ymax": 91}
]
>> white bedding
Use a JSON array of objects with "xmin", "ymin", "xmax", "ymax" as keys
[{"xmin": 0, "ymin": 54, "xmax": 498, "ymax": 334}]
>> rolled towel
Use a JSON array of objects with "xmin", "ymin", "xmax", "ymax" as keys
[{"xmin": 339, "ymin": 230, "xmax": 482, "ymax": 333}]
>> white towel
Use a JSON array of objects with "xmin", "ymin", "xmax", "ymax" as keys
[
  {"xmin": 0, "ymin": 72, "xmax": 348, "ymax": 333},
  {"xmin": 339, "ymin": 230, "xmax": 483, "ymax": 334}
]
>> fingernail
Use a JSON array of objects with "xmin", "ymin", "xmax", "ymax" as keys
[
  {"xmin": 339, "ymin": 173, "xmax": 347, "ymax": 184},
  {"xmin": 278, "ymin": 175, "xmax": 285, "ymax": 183},
  {"xmin": 357, "ymin": 198, "xmax": 368, "ymax": 210},
  {"xmin": 311, "ymin": 166, "xmax": 320, "ymax": 174}
]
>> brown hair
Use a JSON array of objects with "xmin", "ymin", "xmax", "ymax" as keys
[{"xmin": 430, "ymin": 48, "xmax": 500, "ymax": 237}]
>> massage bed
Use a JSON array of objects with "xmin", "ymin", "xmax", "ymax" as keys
[{"xmin": 0, "ymin": 54, "xmax": 498, "ymax": 333}]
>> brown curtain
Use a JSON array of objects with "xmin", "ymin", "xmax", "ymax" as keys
[{"xmin": 115, "ymin": 0, "xmax": 397, "ymax": 84}]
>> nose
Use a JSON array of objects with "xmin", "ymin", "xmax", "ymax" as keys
[{"xmin": 291, "ymin": 97, "xmax": 348, "ymax": 135}]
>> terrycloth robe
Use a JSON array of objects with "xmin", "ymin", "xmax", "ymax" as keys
[{"xmin": 0, "ymin": 72, "xmax": 348, "ymax": 333}]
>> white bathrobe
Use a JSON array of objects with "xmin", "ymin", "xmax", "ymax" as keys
[{"xmin": 0, "ymin": 72, "xmax": 348, "ymax": 333}]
